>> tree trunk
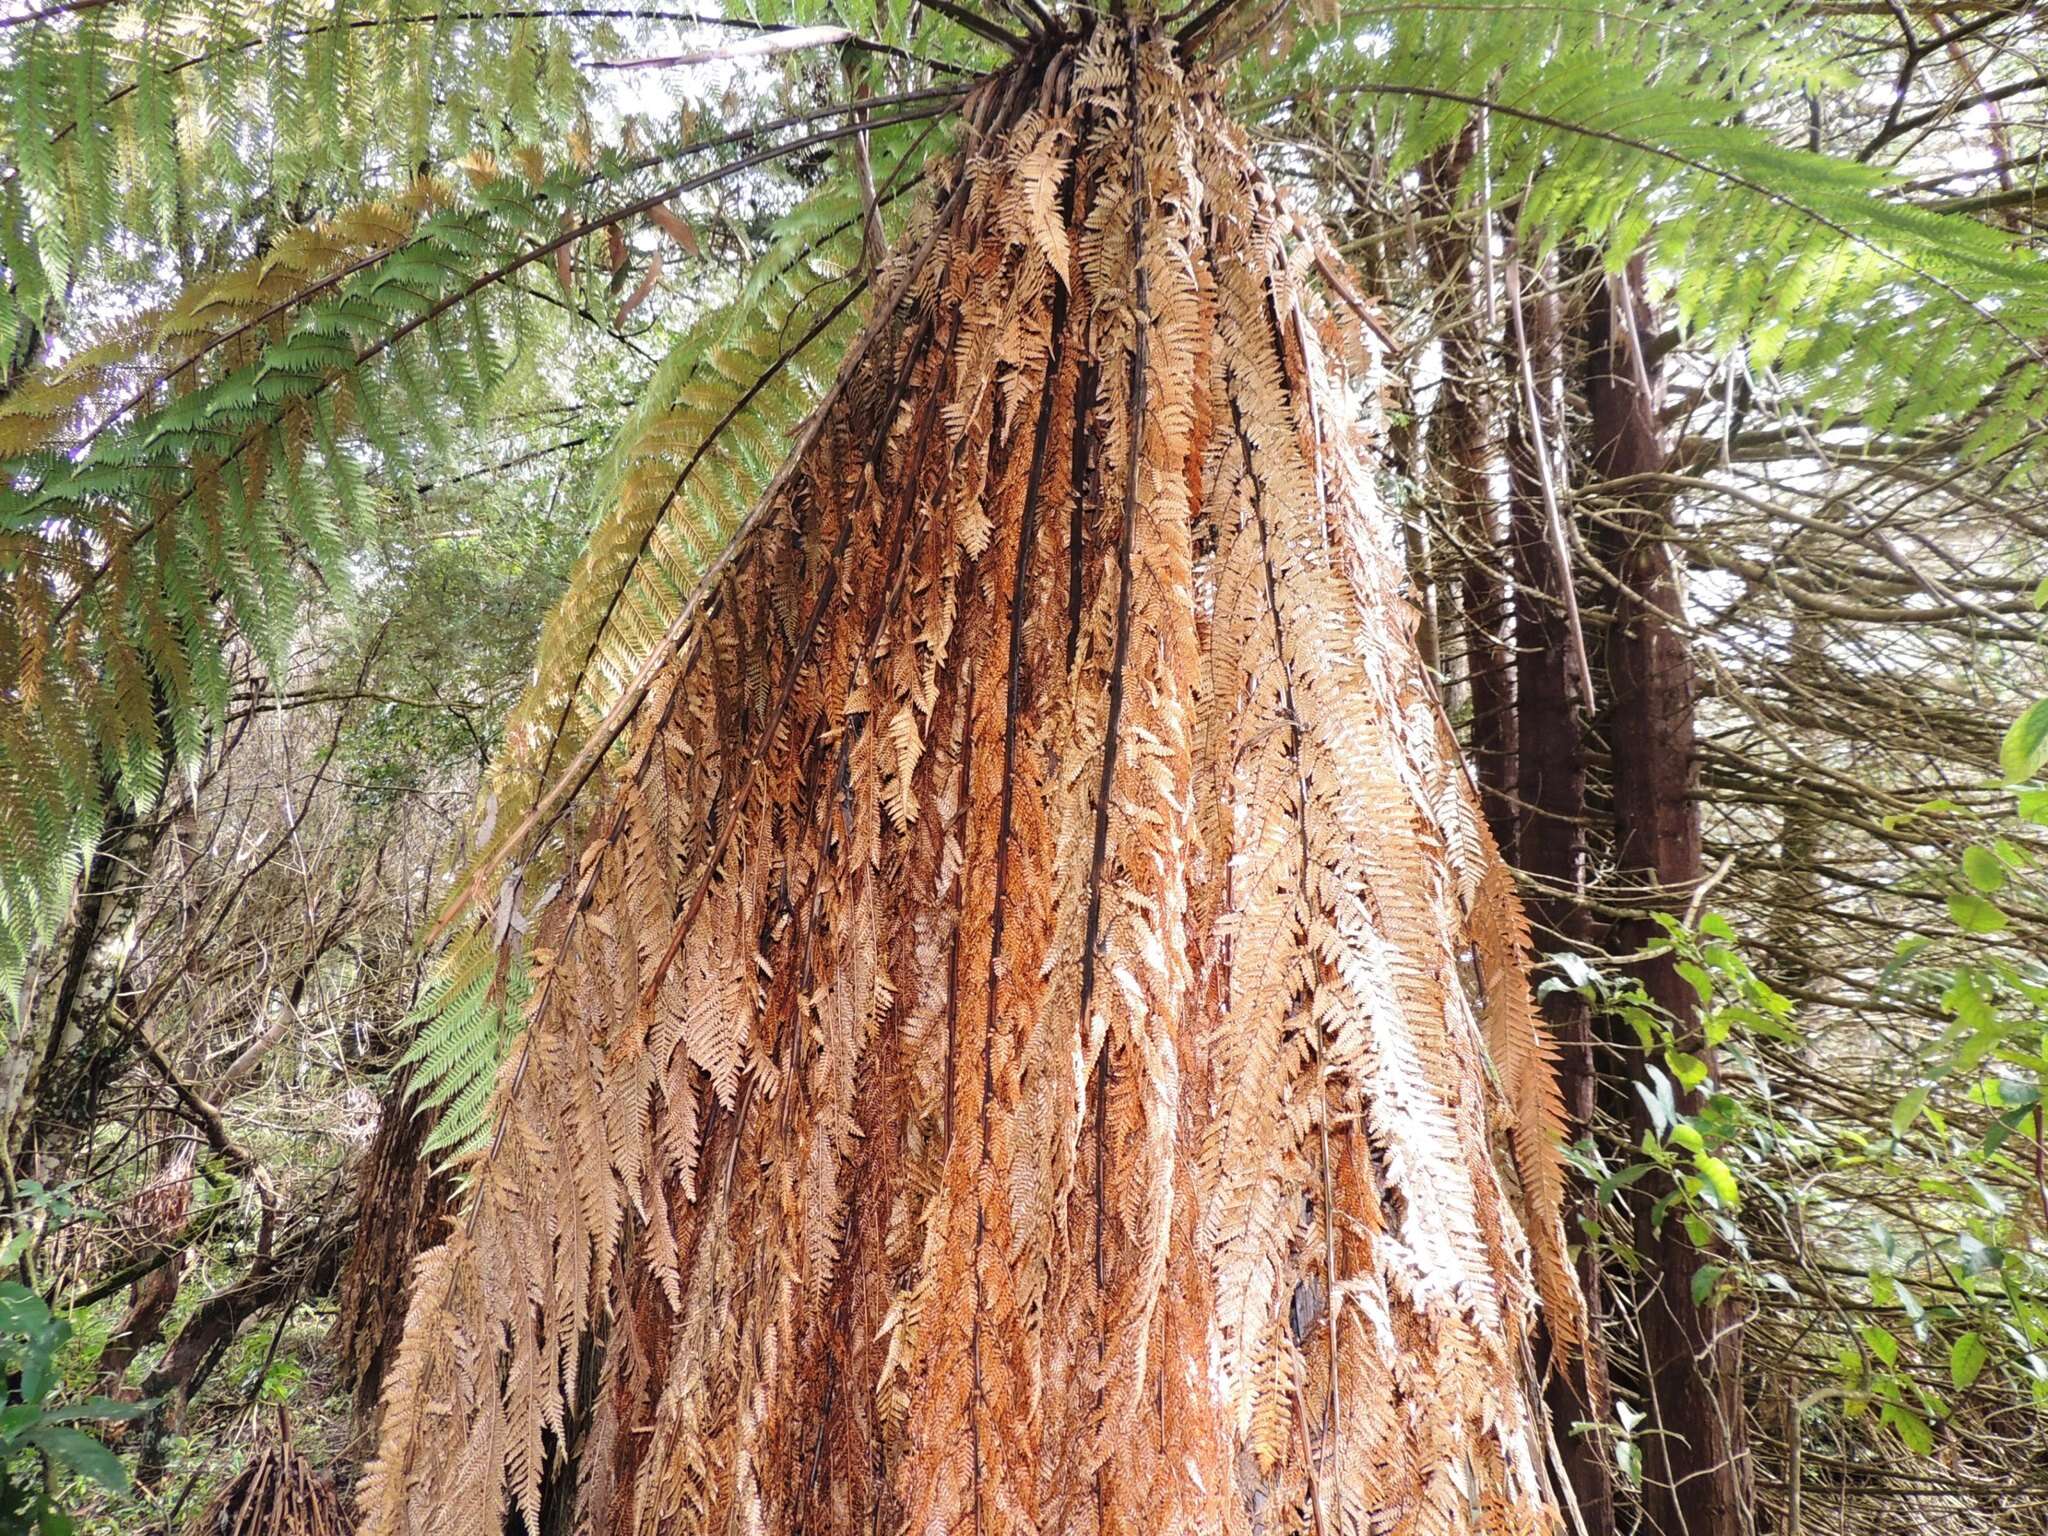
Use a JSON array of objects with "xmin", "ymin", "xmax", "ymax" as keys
[
  {"xmin": 331, "ymin": 1071, "xmax": 459, "ymax": 1431},
  {"xmin": 3, "ymin": 792, "xmax": 154, "ymax": 1176},
  {"xmin": 1508, "ymin": 250, "xmax": 1615, "ymax": 1536},
  {"xmin": 1583, "ymin": 261, "xmax": 1751, "ymax": 1536},
  {"xmin": 361, "ymin": 30, "xmax": 1580, "ymax": 1536},
  {"xmin": 1423, "ymin": 139, "xmax": 1516, "ymax": 854}
]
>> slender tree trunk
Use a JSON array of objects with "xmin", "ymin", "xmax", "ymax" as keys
[
  {"xmin": 1583, "ymin": 261, "xmax": 1750, "ymax": 1536},
  {"xmin": 1508, "ymin": 251, "xmax": 1615, "ymax": 1536},
  {"xmin": 1767, "ymin": 607, "xmax": 1824, "ymax": 995},
  {"xmin": 1352, "ymin": 156, "xmax": 1439, "ymax": 691},
  {"xmin": 1423, "ymin": 141, "xmax": 1516, "ymax": 852},
  {"xmin": 3, "ymin": 793, "xmax": 154, "ymax": 1176}
]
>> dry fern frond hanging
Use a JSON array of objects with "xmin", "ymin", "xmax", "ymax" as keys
[{"xmin": 364, "ymin": 22, "xmax": 1579, "ymax": 1536}]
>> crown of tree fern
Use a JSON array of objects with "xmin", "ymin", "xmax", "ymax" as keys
[{"xmin": 2, "ymin": 0, "xmax": 2041, "ymax": 1132}]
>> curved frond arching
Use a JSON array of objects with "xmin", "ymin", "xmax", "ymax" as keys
[
  {"xmin": 0, "ymin": 2, "xmax": 599, "ymax": 364},
  {"xmin": 0, "ymin": 78, "xmax": 963, "ymax": 1005},
  {"xmin": 1231, "ymin": 0, "xmax": 2048, "ymax": 455}
]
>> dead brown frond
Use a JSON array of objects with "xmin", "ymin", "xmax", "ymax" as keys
[{"xmin": 362, "ymin": 22, "xmax": 1579, "ymax": 1536}]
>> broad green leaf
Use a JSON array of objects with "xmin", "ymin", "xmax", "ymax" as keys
[
  {"xmin": 26, "ymin": 1426, "xmax": 128, "ymax": 1491},
  {"xmin": 1962, "ymin": 846, "xmax": 2008, "ymax": 894},
  {"xmin": 0, "ymin": 1283, "xmax": 50, "ymax": 1330},
  {"xmin": 1694, "ymin": 1153, "xmax": 1740, "ymax": 1210},
  {"xmin": 1675, "ymin": 960, "xmax": 1714, "ymax": 1004},
  {"xmin": 2000, "ymin": 699, "xmax": 2048, "ymax": 783},
  {"xmin": 1891, "ymin": 1086, "xmax": 1929, "ymax": 1138},
  {"xmin": 1895, "ymin": 1281, "xmax": 1926, "ymax": 1325},
  {"xmin": 1668, "ymin": 1051, "xmax": 1710, "ymax": 1093},
  {"xmin": 1885, "ymin": 1405, "xmax": 1934, "ymax": 1455},
  {"xmin": 1950, "ymin": 1331, "xmax": 1989, "ymax": 1389},
  {"xmin": 1947, "ymin": 892, "xmax": 2009, "ymax": 935}
]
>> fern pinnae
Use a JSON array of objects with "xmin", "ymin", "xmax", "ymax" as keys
[
  {"xmin": 1359, "ymin": 77, "xmax": 2038, "ymax": 352},
  {"xmin": 411, "ymin": 129, "xmax": 942, "ymax": 795},
  {"xmin": 1237, "ymin": 386, "xmax": 1346, "ymax": 1491},
  {"xmin": 0, "ymin": 97, "xmax": 965, "ymax": 1006}
]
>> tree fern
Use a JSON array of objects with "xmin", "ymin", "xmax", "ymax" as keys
[
  {"xmin": 5, "ymin": 0, "xmax": 2042, "ymax": 1148},
  {"xmin": 361, "ymin": 32, "xmax": 1579, "ymax": 1533}
]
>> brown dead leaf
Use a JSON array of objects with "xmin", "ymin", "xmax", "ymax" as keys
[
  {"xmin": 650, "ymin": 203, "xmax": 700, "ymax": 258},
  {"xmin": 615, "ymin": 248, "xmax": 664, "ymax": 328}
]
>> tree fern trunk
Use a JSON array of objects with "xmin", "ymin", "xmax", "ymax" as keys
[
  {"xmin": 1584, "ymin": 263, "xmax": 1751, "ymax": 1536},
  {"xmin": 331, "ymin": 1068, "xmax": 460, "ymax": 1432},
  {"xmin": 362, "ymin": 28, "xmax": 1579, "ymax": 1536}
]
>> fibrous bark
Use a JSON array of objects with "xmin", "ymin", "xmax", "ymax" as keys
[
  {"xmin": 365, "ymin": 27, "xmax": 1577, "ymax": 1536},
  {"xmin": 332, "ymin": 1069, "xmax": 459, "ymax": 1431},
  {"xmin": 1584, "ymin": 263, "xmax": 1750, "ymax": 1536}
]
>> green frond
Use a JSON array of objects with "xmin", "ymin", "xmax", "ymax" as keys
[
  {"xmin": 472, "ymin": 159, "xmax": 922, "ymax": 879},
  {"xmin": 0, "ymin": 82, "xmax": 960, "ymax": 1011},
  {"xmin": 400, "ymin": 926, "xmax": 526, "ymax": 1160},
  {"xmin": 0, "ymin": 2, "xmax": 597, "ymax": 352}
]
